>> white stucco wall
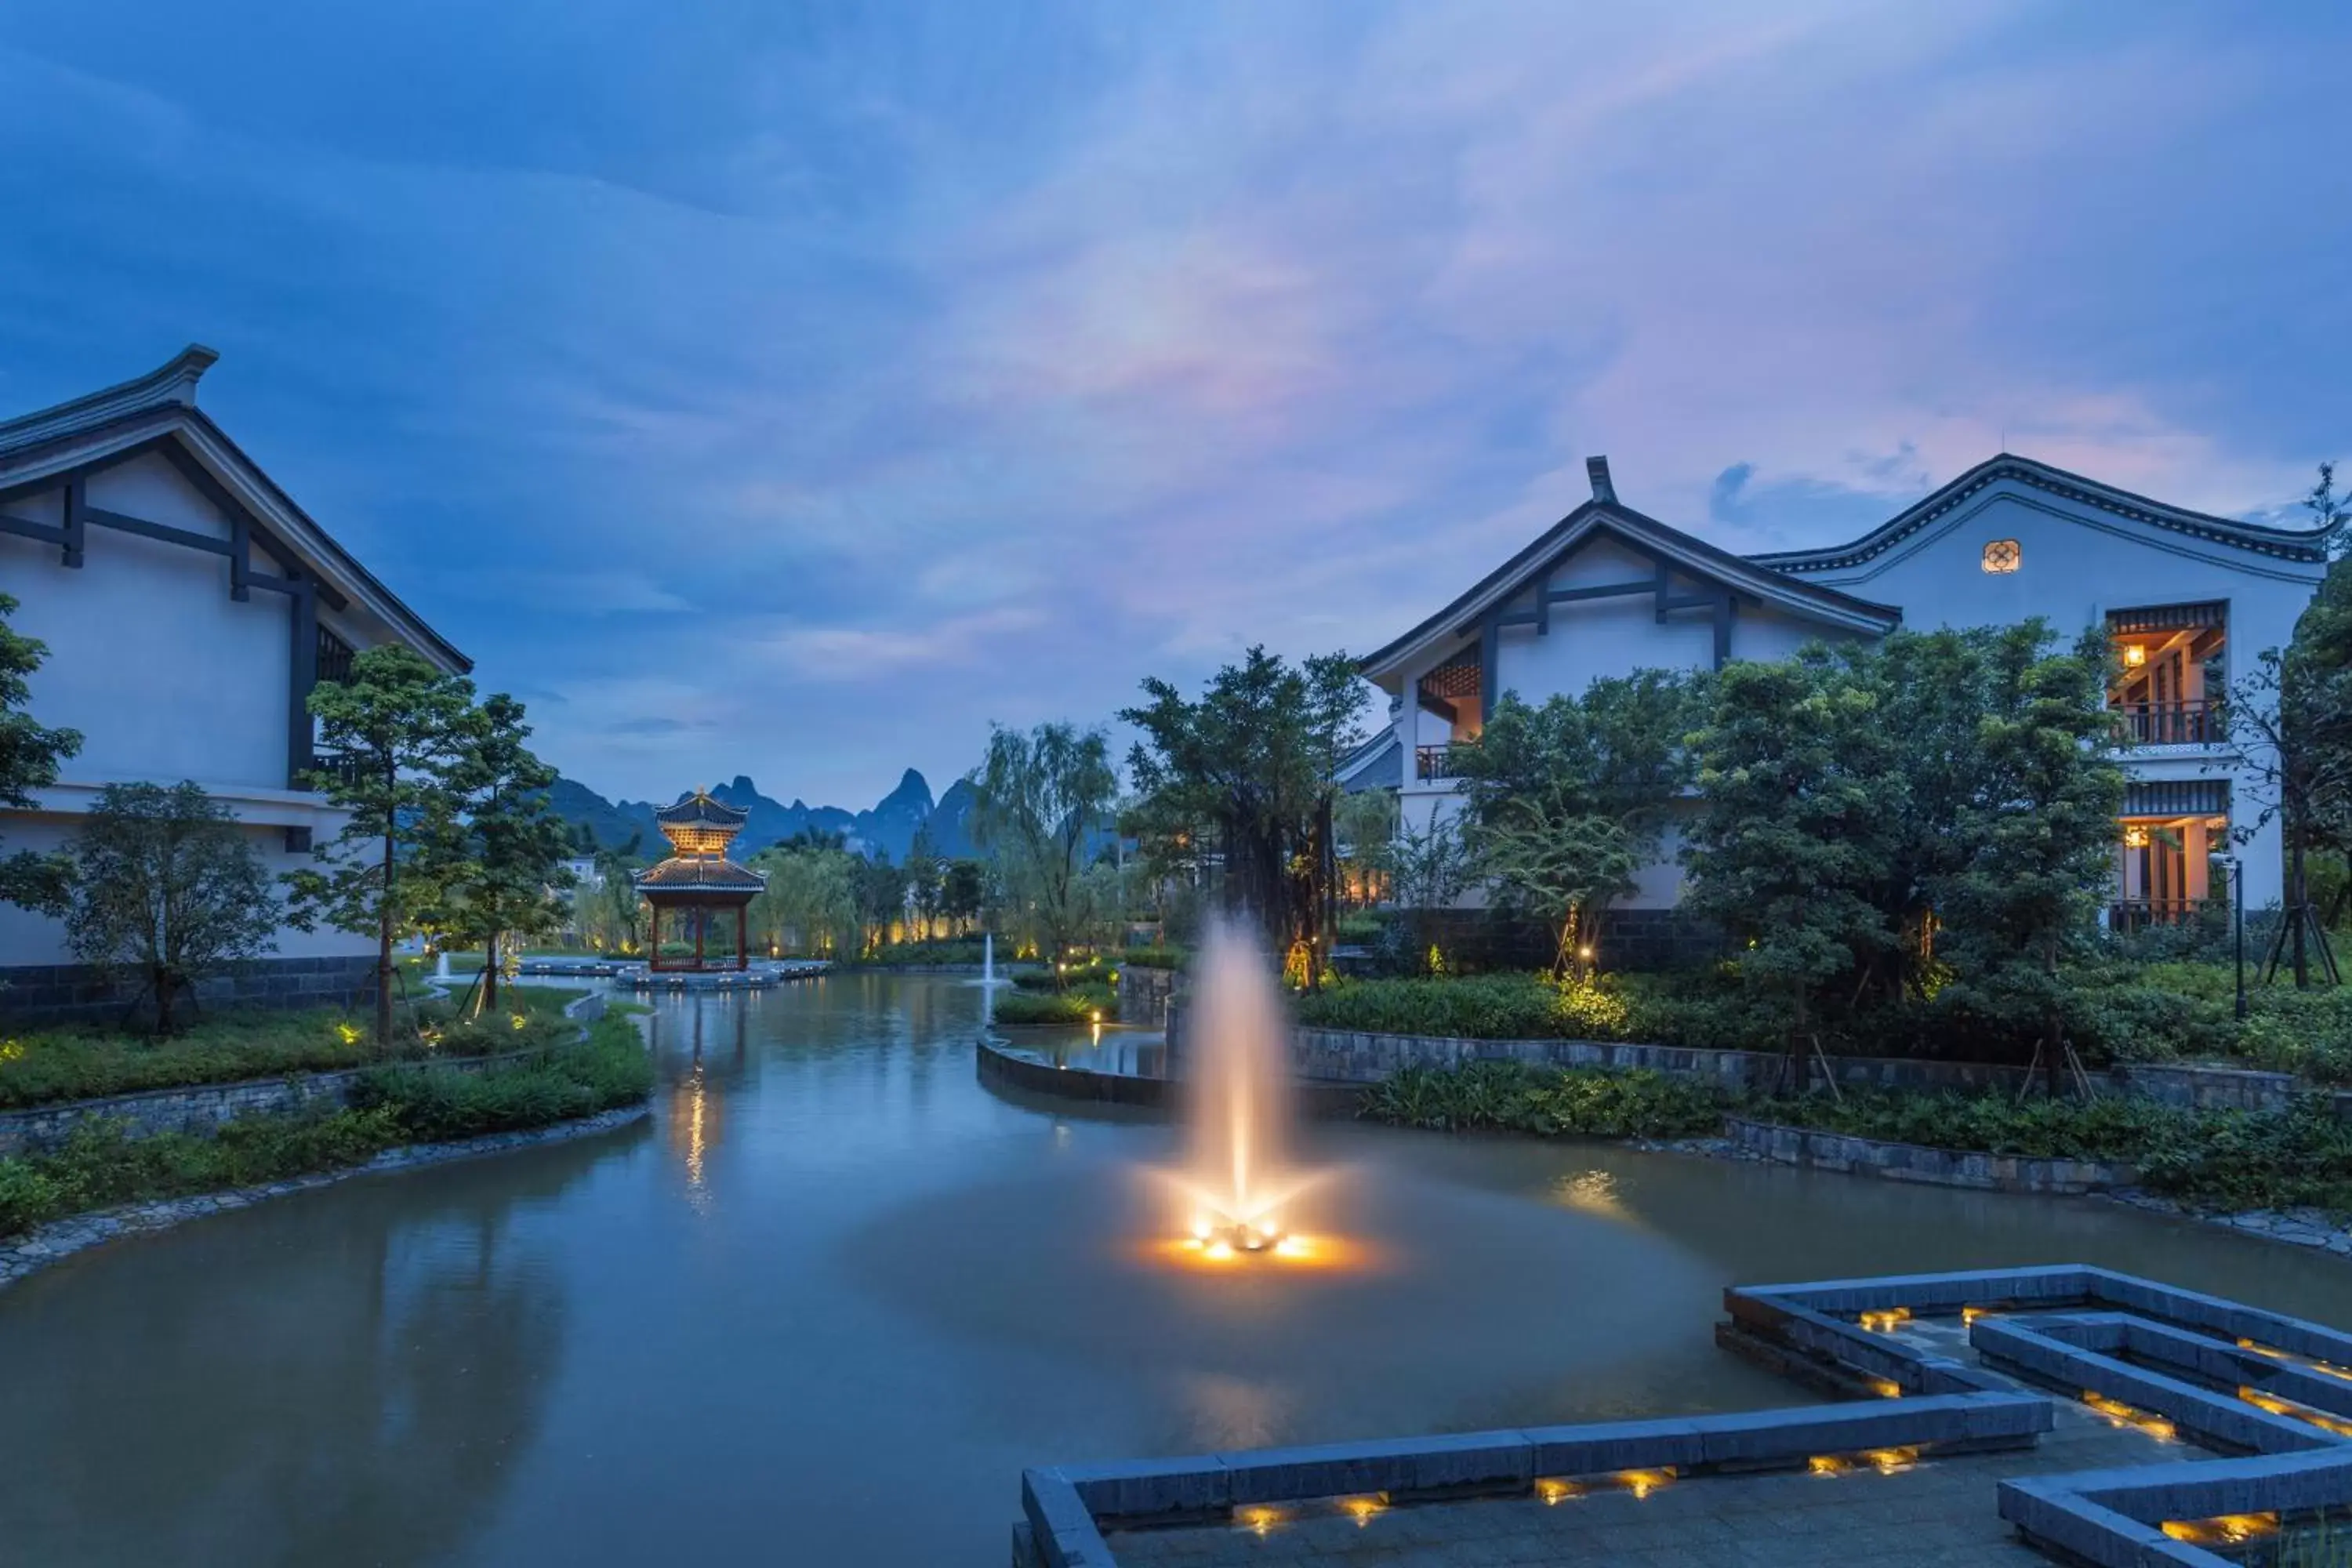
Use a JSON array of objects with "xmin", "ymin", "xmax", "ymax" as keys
[{"xmin": 0, "ymin": 452, "xmax": 385, "ymax": 967}]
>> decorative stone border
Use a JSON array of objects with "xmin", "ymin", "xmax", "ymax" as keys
[
  {"xmin": 1721, "ymin": 1266, "xmax": 2352, "ymax": 1567},
  {"xmin": 1018, "ymin": 1391, "xmax": 2052, "ymax": 1567},
  {"xmin": 1722, "ymin": 1115, "xmax": 2140, "ymax": 1195},
  {"xmin": 0, "ymin": 1103, "xmax": 651, "ymax": 1294}
]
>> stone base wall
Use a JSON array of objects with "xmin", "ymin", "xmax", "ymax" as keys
[
  {"xmin": 1396, "ymin": 907, "xmax": 1722, "ymax": 974},
  {"xmin": 1724, "ymin": 1116, "xmax": 2139, "ymax": 1195},
  {"xmin": 1116, "ymin": 965, "xmax": 1178, "ymax": 1027},
  {"xmin": 0, "ymin": 956, "xmax": 379, "ymax": 1028}
]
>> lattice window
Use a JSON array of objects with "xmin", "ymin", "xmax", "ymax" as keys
[{"xmin": 1980, "ymin": 539, "xmax": 2021, "ymax": 574}]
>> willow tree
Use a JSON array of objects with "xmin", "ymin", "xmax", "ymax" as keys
[
  {"xmin": 1122, "ymin": 648, "xmax": 1363, "ymax": 978},
  {"xmin": 967, "ymin": 721, "xmax": 1116, "ymax": 967}
]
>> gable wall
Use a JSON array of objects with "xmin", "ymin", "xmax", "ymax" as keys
[
  {"xmin": 1798, "ymin": 480, "xmax": 2322, "ymax": 663},
  {"xmin": 2, "ymin": 459, "xmax": 294, "ymax": 788}
]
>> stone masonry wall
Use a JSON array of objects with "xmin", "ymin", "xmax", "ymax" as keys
[
  {"xmin": 1116, "ymin": 965, "xmax": 1177, "ymax": 1028},
  {"xmin": 0, "ymin": 956, "xmax": 380, "ymax": 1028}
]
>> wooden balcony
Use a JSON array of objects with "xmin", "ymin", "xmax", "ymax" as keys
[{"xmin": 2112, "ymin": 699, "xmax": 2220, "ymax": 746}]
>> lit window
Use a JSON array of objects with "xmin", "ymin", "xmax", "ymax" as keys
[{"xmin": 1981, "ymin": 539, "xmax": 2021, "ymax": 574}]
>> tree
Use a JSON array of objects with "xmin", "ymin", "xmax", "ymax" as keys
[
  {"xmin": 1388, "ymin": 811, "xmax": 1475, "ymax": 971},
  {"xmin": 967, "ymin": 721, "xmax": 1117, "ymax": 967},
  {"xmin": 1681, "ymin": 656, "xmax": 1904, "ymax": 1050},
  {"xmin": 435, "ymin": 694, "xmax": 574, "ymax": 1011},
  {"xmin": 1332, "ymin": 788, "xmax": 1399, "ymax": 907},
  {"xmin": 0, "ymin": 591, "xmax": 82, "ymax": 917},
  {"xmin": 939, "ymin": 858, "xmax": 988, "ymax": 936},
  {"xmin": 590, "ymin": 833, "xmax": 648, "ymax": 952},
  {"xmin": 63, "ymin": 782, "xmax": 281, "ymax": 1033},
  {"xmin": 1121, "ymin": 648, "xmax": 1363, "ymax": 977},
  {"xmin": 285, "ymin": 645, "xmax": 477, "ymax": 1047},
  {"xmin": 1454, "ymin": 672, "xmax": 1702, "ymax": 975},
  {"xmin": 746, "ymin": 840, "xmax": 857, "ymax": 955},
  {"xmin": 903, "ymin": 827, "xmax": 945, "ymax": 939},
  {"xmin": 851, "ymin": 853, "xmax": 908, "ymax": 952},
  {"xmin": 1928, "ymin": 626, "xmax": 2128, "ymax": 1080}
]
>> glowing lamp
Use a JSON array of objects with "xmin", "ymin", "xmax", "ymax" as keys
[
  {"xmin": 2124, "ymin": 644, "xmax": 2147, "ymax": 667},
  {"xmin": 2123, "ymin": 826, "xmax": 2151, "ymax": 849}
]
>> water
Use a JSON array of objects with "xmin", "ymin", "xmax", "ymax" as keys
[
  {"xmin": 974, "ymin": 931, "xmax": 1011, "ymax": 988},
  {"xmin": 1170, "ymin": 921, "xmax": 1312, "ymax": 1252},
  {"xmin": 0, "ymin": 974, "xmax": 2345, "ymax": 1566}
]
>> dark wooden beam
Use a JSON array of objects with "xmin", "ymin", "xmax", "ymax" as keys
[
  {"xmin": 83, "ymin": 505, "xmax": 235, "ymax": 557},
  {"xmin": 0, "ymin": 513, "xmax": 69, "ymax": 550},
  {"xmin": 61, "ymin": 478, "xmax": 85, "ymax": 568},
  {"xmin": 229, "ymin": 513, "xmax": 250, "ymax": 601},
  {"xmin": 1534, "ymin": 569, "xmax": 1552, "ymax": 637},
  {"xmin": 155, "ymin": 441, "xmax": 348, "ymax": 611},
  {"xmin": 288, "ymin": 572, "xmax": 318, "ymax": 789},
  {"xmin": 1714, "ymin": 594, "xmax": 1737, "ymax": 668},
  {"xmin": 1479, "ymin": 616, "xmax": 1500, "ymax": 715}
]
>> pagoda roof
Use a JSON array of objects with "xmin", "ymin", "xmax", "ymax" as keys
[
  {"xmin": 633, "ymin": 857, "xmax": 767, "ymax": 895},
  {"xmin": 654, "ymin": 788, "xmax": 750, "ymax": 829}
]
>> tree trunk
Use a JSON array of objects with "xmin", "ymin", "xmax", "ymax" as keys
[
  {"xmin": 485, "ymin": 933, "xmax": 500, "ymax": 1008},
  {"xmin": 2292, "ymin": 830, "xmax": 2310, "ymax": 990},
  {"xmin": 376, "ymin": 824, "xmax": 396, "ymax": 1050},
  {"xmin": 151, "ymin": 962, "xmax": 176, "ymax": 1036}
]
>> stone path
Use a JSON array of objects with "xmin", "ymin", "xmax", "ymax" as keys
[{"xmin": 1105, "ymin": 1414, "xmax": 2172, "ymax": 1568}]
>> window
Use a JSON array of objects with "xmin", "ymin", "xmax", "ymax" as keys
[{"xmin": 1980, "ymin": 539, "xmax": 2021, "ymax": 574}]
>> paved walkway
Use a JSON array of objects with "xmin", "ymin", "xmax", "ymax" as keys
[{"xmin": 1107, "ymin": 1402, "xmax": 2175, "ymax": 1567}]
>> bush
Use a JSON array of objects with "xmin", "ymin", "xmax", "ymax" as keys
[
  {"xmin": 0, "ymin": 1016, "xmax": 654, "ymax": 1239},
  {"xmin": 1120, "ymin": 946, "xmax": 1185, "ymax": 970},
  {"xmin": 1755, "ymin": 1088, "xmax": 2352, "ymax": 1214},
  {"xmin": 849, "ymin": 938, "xmax": 992, "ymax": 967},
  {"xmin": 1359, "ymin": 1061, "xmax": 1728, "ymax": 1138},
  {"xmin": 990, "ymin": 985, "xmax": 1116, "ymax": 1026}
]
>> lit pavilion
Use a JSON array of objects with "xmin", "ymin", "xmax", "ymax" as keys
[{"xmin": 634, "ymin": 789, "xmax": 767, "ymax": 972}]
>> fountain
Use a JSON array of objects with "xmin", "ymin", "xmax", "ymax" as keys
[
  {"xmin": 433, "ymin": 947, "xmax": 451, "ymax": 982},
  {"xmin": 973, "ymin": 931, "xmax": 1013, "ymax": 988},
  {"xmin": 1167, "ymin": 919, "xmax": 1319, "ymax": 1261}
]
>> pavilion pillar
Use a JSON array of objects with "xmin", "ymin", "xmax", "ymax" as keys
[{"xmin": 695, "ymin": 907, "xmax": 706, "ymax": 971}]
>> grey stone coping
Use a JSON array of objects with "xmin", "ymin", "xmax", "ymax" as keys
[
  {"xmin": 1723, "ymin": 1115, "xmax": 2140, "ymax": 1194},
  {"xmin": 1725, "ymin": 1267, "xmax": 2352, "ymax": 1568},
  {"xmin": 1017, "ymin": 1392, "xmax": 2050, "ymax": 1567},
  {"xmin": 973, "ymin": 1036, "xmax": 1367, "ymax": 1120}
]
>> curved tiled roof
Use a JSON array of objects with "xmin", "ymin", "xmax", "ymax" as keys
[
  {"xmin": 653, "ymin": 788, "xmax": 750, "ymax": 828},
  {"xmin": 633, "ymin": 857, "xmax": 766, "ymax": 894},
  {"xmin": 1751, "ymin": 454, "xmax": 2340, "ymax": 575}
]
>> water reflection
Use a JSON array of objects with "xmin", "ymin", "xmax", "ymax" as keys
[{"xmin": 0, "ymin": 1130, "xmax": 629, "ymax": 1568}]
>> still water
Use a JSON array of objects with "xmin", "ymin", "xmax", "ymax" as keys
[{"xmin": 2, "ymin": 975, "xmax": 2345, "ymax": 1566}]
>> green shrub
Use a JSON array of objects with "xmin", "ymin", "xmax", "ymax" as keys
[
  {"xmin": 1358, "ymin": 1061, "xmax": 1728, "ymax": 1138},
  {"xmin": 0, "ymin": 1017, "xmax": 654, "ymax": 1239},
  {"xmin": 1119, "ymin": 946, "xmax": 1185, "ymax": 970},
  {"xmin": 849, "ymin": 938, "xmax": 992, "ymax": 967},
  {"xmin": 990, "ymin": 986, "xmax": 1115, "ymax": 1026}
]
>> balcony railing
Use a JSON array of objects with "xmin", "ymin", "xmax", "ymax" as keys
[
  {"xmin": 1415, "ymin": 744, "xmax": 1460, "ymax": 782},
  {"xmin": 2108, "ymin": 898, "xmax": 2210, "ymax": 933},
  {"xmin": 2112, "ymin": 699, "xmax": 2219, "ymax": 746},
  {"xmin": 297, "ymin": 750, "xmax": 373, "ymax": 792}
]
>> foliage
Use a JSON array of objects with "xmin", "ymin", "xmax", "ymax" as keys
[
  {"xmin": 1332, "ymin": 788, "xmax": 1399, "ymax": 906},
  {"xmin": 746, "ymin": 840, "xmax": 858, "ymax": 955},
  {"xmin": 1755, "ymin": 1087, "xmax": 2352, "ymax": 1213},
  {"xmin": 428, "ymin": 693, "xmax": 574, "ymax": 1007},
  {"xmin": 0, "ymin": 1015, "xmax": 651, "ymax": 1238},
  {"xmin": 1120, "ymin": 944, "xmax": 1185, "ymax": 970},
  {"xmin": 61, "ymin": 782, "xmax": 282, "ymax": 1033},
  {"xmin": 967, "ymin": 720, "xmax": 1117, "ymax": 963},
  {"xmin": 0, "ymin": 995, "xmax": 575, "ymax": 1108},
  {"xmin": 1121, "ymin": 647, "xmax": 1363, "ymax": 974},
  {"xmin": 283, "ymin": 645, "xmax": 477, "ymax": 1046},
  {"xmin": 1455, "ymin": 674, "xmax": 1704, "ymax": 975},
  {"xmin": 1926, "ymin": 625, "xmax": 2128, "ymax": 1054},
  {"xmin": 0, "ymin": 590, "xmax": 82, "ymax": 917},
  {"xmin": 1358, "ymin": 1061, "xmax": 1728, "ymax": 1138},
  {"xmin": 989, "ymin": 985, "xmax": 1115, "ymax": 1026},
  {"xmin": 844, "ymin": 937, "xmax": 993, "ymax": 967},
  {"xmin": 1386, "ymin": 813, "xmax": 1475, "ymax": 972},
  {"xmin": 1680, "ymin": 655, "xmax": 1900, "ymax": 1031}
]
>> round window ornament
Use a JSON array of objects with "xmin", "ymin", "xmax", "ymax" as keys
[{"xmin": 1981, "ymin": 539, "xmax": 2021, "ymax": 574}]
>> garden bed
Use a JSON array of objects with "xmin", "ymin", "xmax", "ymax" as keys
[
  {"xmin": 0, "ymin": 986, "xmax": 582, "ymax": 1109},
  {"xmin": 0, "ymin": 1012, "xmax": 654, "ymax": 1241}
]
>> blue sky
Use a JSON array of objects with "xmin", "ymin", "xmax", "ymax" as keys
[{"xmin": 2, "ymin": 2, "xmax": 2347, "ymax": 805}]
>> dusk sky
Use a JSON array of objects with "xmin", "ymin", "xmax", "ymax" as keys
[{"xmin": 2, "ymin": 2, "xmax": 2347, "ymax": 807}]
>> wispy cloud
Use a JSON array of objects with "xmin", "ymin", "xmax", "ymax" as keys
[{"xmin": 0, "ymin": 2, "xmax": 2345, "ymax": 804}]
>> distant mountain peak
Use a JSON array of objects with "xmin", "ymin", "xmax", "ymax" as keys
[{"xmin": 549, "ymin": 764, "xmax": 970, "ymax": 862}]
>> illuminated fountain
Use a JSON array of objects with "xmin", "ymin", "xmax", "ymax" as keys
[
  {"xmin": 975, "ymin": 931, "xmax": 1012, "ymax": 988},
  {"xmin": 1167, "ymin": 920, "xmax": 1323, "ymax": 1261}
]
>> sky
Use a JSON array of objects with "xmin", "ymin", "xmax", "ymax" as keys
[{"xmin": 2, "ymin": 1, "xmax": 2347, "ymax": 807}]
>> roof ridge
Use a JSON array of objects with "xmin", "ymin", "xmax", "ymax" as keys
[
  {"xmin": 1753, "ymin": 453, "xmax": 2339, "ymax": 573},
  {"xmin": 0, "ymin": 345, "xmax": 219, "ymax": 456}
]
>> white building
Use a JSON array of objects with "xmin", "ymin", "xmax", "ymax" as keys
[
  {"xmin": 1356, "ymin": 455, "xmax": 2338, "ymax": 924},
  {"xmin": 0, "ymin": 347, "xmax": 471, "ymax": 1019}
]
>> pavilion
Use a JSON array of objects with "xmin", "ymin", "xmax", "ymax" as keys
[{"xmin": 634, "ymin": 789, "xmax": 767, "ymax": 972}]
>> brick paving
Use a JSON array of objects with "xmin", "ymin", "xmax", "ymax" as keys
[{"xmin": 1104, "ymin": 1406, "xmax": 2176, "ymax": 1567}]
